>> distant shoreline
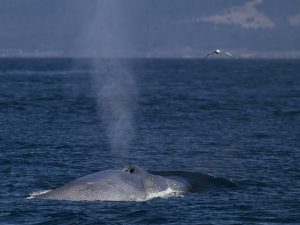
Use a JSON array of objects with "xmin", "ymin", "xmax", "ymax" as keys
[{"xmin": 0, "ymin": 56, "xmax": 300, "ymax": 60}]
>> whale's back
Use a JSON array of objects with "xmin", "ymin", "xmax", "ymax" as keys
[
  {"xmin": 36, "ymin": 170, "xmax": 146, "ymax": 201},
  {"xmin": 33, "ymin": 166, "xmax": 192, "ymax": 201}
]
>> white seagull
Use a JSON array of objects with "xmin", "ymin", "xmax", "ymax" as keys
[{"xmin": 205, "ymin": 49, "xmax": 233, "ymax": 59}]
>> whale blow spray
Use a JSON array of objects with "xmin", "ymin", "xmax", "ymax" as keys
[
  {"xmin": 81, "ymin": 1, "xmax": 137, "ymax": 165},
  {"xmin": 96, "ymin": 62, "xmax": 137, "ymax": 165}
]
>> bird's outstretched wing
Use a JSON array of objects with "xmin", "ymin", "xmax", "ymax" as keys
[
  {"xmin": 205, "ymin": 51, "xmax": 216, "ymax": 59},
  {"xmin": 222, "ymin": 51, "xmax": 233, "ymax": 57}
]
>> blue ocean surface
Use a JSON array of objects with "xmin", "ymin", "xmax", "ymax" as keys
[{"xmin": 0, "ymin": 58, "xmax": 300, "ymax": 224}]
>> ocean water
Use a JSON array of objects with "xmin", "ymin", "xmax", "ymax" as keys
[{"xmin": 1, "ymin": 58, "xmax": 300, "ymax": 224}]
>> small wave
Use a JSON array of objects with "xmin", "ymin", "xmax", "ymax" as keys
[{"xmin": 27, "ymin": 190, "xmax": 52, "ymax": 199}]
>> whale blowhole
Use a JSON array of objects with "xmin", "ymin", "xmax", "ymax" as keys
[{"xmin": 123, "ymin": 166, "xmax": 135, "ymax": 174}]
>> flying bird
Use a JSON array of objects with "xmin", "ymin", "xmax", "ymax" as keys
[{"xmin": 205, "ymin": 49, "xmax": 233, "ymax": 59}]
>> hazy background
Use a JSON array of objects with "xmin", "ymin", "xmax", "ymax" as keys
[{"xmin": 0, "ymin": 0, "xmax": 300, "ymax": 58}]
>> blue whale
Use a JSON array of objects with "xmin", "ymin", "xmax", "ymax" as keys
[{"xmin": 33, "ymin": 166, "xmax": 191, "ymax": 201}]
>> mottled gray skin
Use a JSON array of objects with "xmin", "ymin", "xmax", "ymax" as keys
[{"xmin": 35, "ymin": 166, "xmax": 191, "ymax": 201}]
